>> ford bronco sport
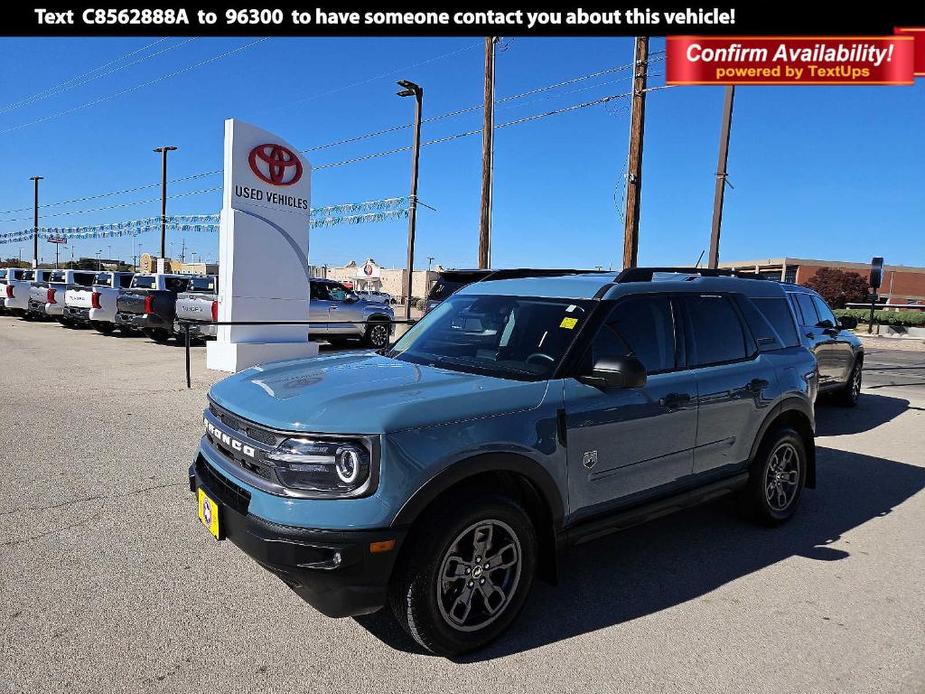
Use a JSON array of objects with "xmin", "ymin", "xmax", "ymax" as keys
[{"xmin": 189, "ymin": 268, "xmax": 818, "ymax": 656}]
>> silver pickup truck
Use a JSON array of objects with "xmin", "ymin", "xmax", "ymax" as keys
[
  {"xmin": 173, "ymin": 276, "xmax": 218, "ymax": 340},
  {"xmin": 310, "ymin": 279, "xmax": 395, "ymax": 348}
]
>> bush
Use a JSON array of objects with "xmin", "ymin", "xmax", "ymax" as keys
[{"xmin": 834, "ymin": 308, "xmax": 925, "ymax": 327}]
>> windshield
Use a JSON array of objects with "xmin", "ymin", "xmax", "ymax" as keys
[
  {"xmin": 388, "ymin": 294, "xmax": 592, "ymax": 381},
  {"xmin": 427, "ymin": 275, "xmax": 477, "ymax": 301}
]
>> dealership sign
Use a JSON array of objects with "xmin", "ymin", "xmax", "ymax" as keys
[{"xmin": 207, "ymin": 118, "xmax": 318, "ymax": 373}]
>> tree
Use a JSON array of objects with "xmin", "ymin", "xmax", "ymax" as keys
[{"xmin": 802, "ymin": 267, "xmax": 870, "ymax": 308}]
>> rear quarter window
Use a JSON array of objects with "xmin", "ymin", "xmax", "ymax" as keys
[
  {"xmin": 748, "ymin": 296, "xmax": 801, "ymax": 348},
  {"xmin": 683, "ymin": 294, "xmax": 751, "ymax": 367}
]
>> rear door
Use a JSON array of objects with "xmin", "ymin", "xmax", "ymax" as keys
[
  {"xmin": 564, "ymin": 294, "xmax": 698, "ymax": 515},
  {"xmin": 681, "ymin": 293, "xmax": 777, "ymax": 477}
]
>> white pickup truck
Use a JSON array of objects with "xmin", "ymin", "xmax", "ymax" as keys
[
  {"xmin": 4, "ymin": 269, "xmax": 54, "ymax": 317},
  {"xmin": 2, "ymin": 268, "xmax": 34, "ymax": 315},
  {"xmin": 28, "ymin": 269, "xmax": 96, "ymax": 322},
  {"xmin": 63, "ymin": 271, "xmax": 135, "ymax": 333},
  {"xmin": 173, "ymin": 276, "xmax": 218, "ymax": 339}
]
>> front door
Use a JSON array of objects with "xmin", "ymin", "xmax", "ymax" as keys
[
  {"xmin": 789, "ymin": 291, "xmax": 841, "ymax": 385},
  {"xmin": 564, "ymin": 294, "xmax": 697, "ymax": 517},
  {"xmin": 308, "ymin": 282, "xmax": 332, "ymax": 335}
]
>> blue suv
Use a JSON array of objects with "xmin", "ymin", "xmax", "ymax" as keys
[{"xmin": 189, "ymin": 268, "xmax": 818, "ymax": 656}]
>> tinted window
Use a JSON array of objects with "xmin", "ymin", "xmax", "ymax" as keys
[
  {"xmin": 0, "ymin": 270, "xmax": 6, "ymax": 280},
  {"xmin": 794, "ymin": 293, "xmax": 819, "ymax": 326},
  {"xmin": 428, "ymin": 276, "xmax": 477, "ymax": 301},
  {"xmin": 119, "ymin": 274, "xmax": 134, "ymax": 288},
  {"xmin": 132, "ymin": 276, "xmax": 155, "ymax": 289},
  {"xmin": 751, "ymin": 297, "xmax": 800, "ymax": 348},
  {"xmin": 187, "ymin": 277, "xmax": 216, "ymax": 292},
  {"xmin": 812, "ymin": 296, "xmax": 837, "ymax": 328},
  {"xmin": 50, "ymin": 271, "xmax": 66, "ymax": 283},
  {"xmin": 165, "ymin": 277, "xmax": 188, "ymax": 292},
  {"xmin": 589, "ymin": 295, "xmax": 676, "ymax": 373},
  {"xmin": 23, "ymin": 271, "xmax": 35, "ymax": 281},
  {"xmin": 684, "ymin": 295, "xmax": 749, "ymax": 366},
  {"xmin": 94, "ymin": 273, "xmax": 111, "ymax": 286},
  {"xmin": 310, "ymin": 282, "xmax": 332, "ymax": 300},
  {"xmin": 74, "ymin": 272, "xmax": 96, "ymax": 287}
]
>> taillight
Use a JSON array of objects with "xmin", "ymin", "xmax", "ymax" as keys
[
  {"xmin": 47, "ymin": 288, "xmax": 56, "ymax": 304},
  {"xmin": 91, "ymin": 292, "xmax": 102, "ymax": 309},
  {"xmin": 5, "ymin": 285, "xmax": 13, "ymax": 299},
  {"xmin": 144, "ymin": 295, "xmax": 154, "ymax": 314},
  {"xmin": 211, "ymin": 300, "xmax": 219, "ymax": 322}
]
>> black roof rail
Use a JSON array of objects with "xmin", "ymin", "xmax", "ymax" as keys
[
  {"xmin": 479, "ymin": 268, "xmax": 600, "ymax": 282},
  {"xmin": 613, "ymin": 267, "xmax": 767, "ymax": 283}
]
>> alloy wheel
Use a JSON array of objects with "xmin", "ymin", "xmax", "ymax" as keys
[
  {"xmin": 765, "ymin": 442, "xmax": 801, "ymax": 512},
  {"xmin": 436, "ymin": 519, "xmax": 522, "ymax": 632}
]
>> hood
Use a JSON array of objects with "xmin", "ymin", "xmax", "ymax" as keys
[{"xmin": 208, "ymin": 352, "xmax": 549, "ymax": 435}]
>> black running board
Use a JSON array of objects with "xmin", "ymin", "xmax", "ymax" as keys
[{"xmin": 564, "ymin": 473, "xmax": 749, "ymax": 546}]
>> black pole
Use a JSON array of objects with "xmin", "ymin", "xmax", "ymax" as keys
[
  {"xmin": 185, "ymin": 323, "xmax": 191, "ymax": 388},
  {"xmin": 30, "ymin": 176, "xmax": 43, "ymax": 268},
  {"xmin": 868, "ymin": 291, "xmax": 877, "ymax": 334},
  {"xmin": 397, "ymin": 80, "xmax": 423, "ymax": 322},
  {"xmin": 708, "ymin": 85, "xmax": 735, "ymax": 269},
  {"xmin": 153, "ymin": 146, "xmax": 177, "ymax": 261}
]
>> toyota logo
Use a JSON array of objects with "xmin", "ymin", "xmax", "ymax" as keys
[
  {"xmin": 364, "ymin": 263, "xmax": 374, "ymax": 276},
  {"xmin": 248, "ymin": 143, "xmax": 303, "ymax": 186}
]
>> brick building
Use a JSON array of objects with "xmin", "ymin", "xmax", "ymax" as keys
[{"xmin": 720, "ymin": 257, "xmax": 925, "ymax": 305}]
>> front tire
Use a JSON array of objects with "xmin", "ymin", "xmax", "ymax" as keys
[
  {"xmin": 739, "ymin": 426, "xmax": 807, "ymax": 525},
  {"xmin": 389, "ymin": 492, "xmax": 537, "ymax": 657},
  {"xmin": 364, "ymin": 320, "xmax": 390, "ymax": 349}
]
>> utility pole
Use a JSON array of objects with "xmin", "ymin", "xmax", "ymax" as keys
[
  {"xmin": 622, "ymin": 37, "xmax": 648, "ymax": 270},
  {"xmin": 708, "ymin": 86, "xmax": 735, "ymax": 269},
  {"xmin": 397, "ymin": 80, "xmax": 423, "ymax": 319},
  {"xmin": 153, "ymin": 146, "xmax": 177, "ymax": 261},
  {"xmin": 478, "ymin": 37, "xmax": 498, "ymax": 269},
  {"xmin": 30, "ymin": 176, "xmax": 43, "ymax": 268}
]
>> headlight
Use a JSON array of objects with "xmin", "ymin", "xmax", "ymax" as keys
[{"xmin": 267, "ymin": 437, "xmax": 373, "ymax": 496}]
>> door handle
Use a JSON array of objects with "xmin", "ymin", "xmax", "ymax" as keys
[
  {"xmin": 747, "ymin": 378, "xmax": 769, "ymax": 393},
  {"xmin": 660, "ymin": 393, "xmax": 691, "ymax": 409}
]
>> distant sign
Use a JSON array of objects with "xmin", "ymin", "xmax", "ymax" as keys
[
  {"xmin": 47, "ymin": 235, "xmax": 67, "ymax": 244},
  {"xmin": 870, "ymin": 256, "xmax": 884, "ymax": 289}
]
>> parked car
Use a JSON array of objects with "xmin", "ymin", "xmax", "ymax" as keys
[
  {"xmin": 86, "ymin": 271, "xmax": 136, "ymax": 334},
  {"xmin": 27, "ymin": 269, "xmax": 96, "ymax": 323},
  {"xmin": 174, "ymin": 276, "xmax": 219, "ymax": 340},
  {"xmin": 310, "ymin": 279, "xmax": 394, "ymax": 349},
  {"xmin": 189, "ymin": 267, "xmax": 818, "ymax": 656},
  {"xmin": 115, "ymin": 273, "xmax": 200, "ymax": 341},
  {"xmin": 783, "ymin": 284, "xmax": 864, "ymax": 406},
  {"xmin": 424, "ymin": 268, "xmax": 600, "ymax": 314},
  {"xmin": 64, "ymin": 271, "xmax": 132, "ymax": 328},
  {"xmin": 2, "ymin": 268, "xmax": 49, "ymax": 316}
]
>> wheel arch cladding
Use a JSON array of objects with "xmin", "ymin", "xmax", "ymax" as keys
[
  {"xmin": 751, "ymin": 401, "xmax": 816, "ymax": 489},
  {"xmin": 391, "ymin": 453, "xmax": 565, "ymax": 583}
]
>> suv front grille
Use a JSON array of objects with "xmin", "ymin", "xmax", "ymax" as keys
[
  {"xmin": 195, "ymin": 456, "xmax": 251, "ymax": 515},
  {"xmin": 209, "ymin": 402, "xmax": 283, "ymax": 447}
]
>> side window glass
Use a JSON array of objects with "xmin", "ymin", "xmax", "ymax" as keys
[
  {"xmin": 589, "ymin": 296, "xmax": 676, "ymax": 373},
  {"xmin": 120, "ymin": 275, "xmax": 134, "ymax": 288},
  {"xmin": 683, "ymin": 295, "xmax": 749, "ymax": 367},
  {"xmin": 328, "ymin": 286, "xmax": 348, "ymax": 302},
  {"xmin": 310, "ymin": 283, "xmax": 330, "ymax": 300},
  {"xmin": 812, "ymin": 296, "xmax": 837, "ymax": 328},
  {"xmin": 795, "ymin": 293, "xmax": 819, "ymax": 327}
]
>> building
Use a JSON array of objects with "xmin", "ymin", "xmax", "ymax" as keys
[
  {"xmin": 138, "ymin": 253, "xmax": 218, "ymax": 276},
  {"xmin": 720, "ymin": 257, "xmax": 925, "ymax": 305},
  {"xmin": 318, "ymin": 258, "xmax": 441, "ymax": 302}
]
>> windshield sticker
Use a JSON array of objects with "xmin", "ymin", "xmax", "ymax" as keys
[
  {"xmin": 566, "ymin": 304, "xmax": 577, "ymax": 313},
  {"xmin": 560, "ymin": 317, "xmax": 578, "ymax": 330}
]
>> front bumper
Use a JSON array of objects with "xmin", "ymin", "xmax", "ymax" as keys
[{"xmin": 189, "ymin": 456, "xmax": 404, "ymax": 617}]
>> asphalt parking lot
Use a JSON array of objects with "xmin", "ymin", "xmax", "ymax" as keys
[{"xmin": 1, "ymin": 316, "xmax": 923, "ymax": 693}]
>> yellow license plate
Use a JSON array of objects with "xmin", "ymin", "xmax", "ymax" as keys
[{"xmin": 197, "ymin": 488, "xmax": 222, "ymax": 540}]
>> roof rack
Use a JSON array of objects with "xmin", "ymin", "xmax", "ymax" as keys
[
  {"xmin": 613, "ymin": 267, "xmax": 767, "ymax": 283},
  {"xmin": 479, "ymin": 268, "xmax": 600, "ymax": 282}
]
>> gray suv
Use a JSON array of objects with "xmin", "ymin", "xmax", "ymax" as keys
[
  {"xmin": 309, "ymin": 279, "xmax": 394, "ymax": 348},
  {"xmin": 190, "ymin": 268, "xmax": 818, "ymax": 656}
]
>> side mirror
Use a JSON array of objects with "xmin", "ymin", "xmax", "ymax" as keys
[
  {"xmin": 578, "ymin": 355, "xmax": 647, "ymax": 390},
  {"xmin": 344, "ymin": 294, "xmax": 358, "ymax": 304},
  {"xmin": 838, "ymin": 316, "xmax": 858, "ymax": 330}
]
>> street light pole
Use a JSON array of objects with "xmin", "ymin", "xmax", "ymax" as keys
[
  {"xmin": 397, "ymin": 80, "xmax": 423, "ymax": 320},
  {"xmin": 153, "ymin": 146, "xmax": 177, "ymax": 262},
  {"xmin": 30, "ymin": 176, "xmax": 43, "ymax": 268}
]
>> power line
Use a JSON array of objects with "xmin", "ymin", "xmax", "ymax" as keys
[
  {"xmin": 0, "ymin": 38, "xmax": 270, "ymax": 135},
  {"xmin": 0, "ymin": 38, "xmax": 198, "ymax": 115}
]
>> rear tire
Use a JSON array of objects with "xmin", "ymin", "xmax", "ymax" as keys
[
  {"xmin": 834, "ymin": 359, "xmax": 862, "ymax": 407},
  {"xmin": 739, "ymin": 426, "xmax": 807, "ymax": 526},
  {"xmin": 144, "ymin": 328, "xmax": 171, "ymax": 344},
  {"xmin": 92, "ymin": 321, "xmax": 114, "ymax": 335},
  {"xmin": 388, "ymin": 492, "xmax": 537, "ymax": 657}
]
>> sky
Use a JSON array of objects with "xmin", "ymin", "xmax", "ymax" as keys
[{"xmin": 0, "ymin": 36, "xmax": 922, "ymax": 271}]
